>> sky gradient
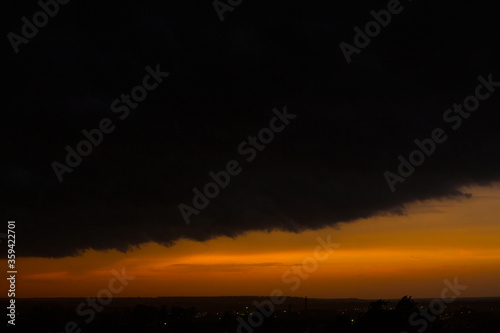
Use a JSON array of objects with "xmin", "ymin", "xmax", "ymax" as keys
[
  {"xmin": 6, "ymin": 185, "xmax": 499, "ymax": 299},
  {"xmin": 3, "ymin": 0, "xmax": 500, "ymax": 304}
]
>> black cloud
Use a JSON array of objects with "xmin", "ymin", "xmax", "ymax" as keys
[{"xmin": 2, "ymin": 0, "xmax": 500, "ymax": 257}]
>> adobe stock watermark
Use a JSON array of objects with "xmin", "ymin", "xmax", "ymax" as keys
[
  {"xmin": 384, "ymin": 74, "xmax": 499, "ymax": 192},
  {"xmin": 339, "ymin": 0, "xmax": 407, "ymax": 64},
  {"xmin": 235, "ymin": 234, "xmax": 340, "ymax": 333},
  {"xmin": 213, "ymin": 0, "xmax": 244, "ymax": 22},
  {"xmin": 7, "ymin": 0, "xmax": 72, "ymax": 54},
  {"xmin": 59, "ymin": 267, "xmax": 135, "ymax": 333},
  {"xmin": 52, "ymin": 64, "xmax": 169, "ymax": 183},
  {"xmin": 179, "ymin": 106, "xmax": 296, "ymax": 224},
  {"xmin": 402, "ymin": 277, "xmax": 467, "ymax": 333}
]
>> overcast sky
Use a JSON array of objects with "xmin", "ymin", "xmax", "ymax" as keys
[{"xmin": 2, "ymin": 0, "xmax": 500, "ymax": 257}]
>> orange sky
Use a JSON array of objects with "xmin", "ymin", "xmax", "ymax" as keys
[{"xmin": 6, "ymin": 184, "xmax": 500, "ymax": 299}]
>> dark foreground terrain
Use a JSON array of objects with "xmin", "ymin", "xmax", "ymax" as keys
[{"xmin": 2, "ymin": 296, "xmax": 500, "ymax": 332}]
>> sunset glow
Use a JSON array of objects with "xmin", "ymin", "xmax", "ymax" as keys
[{"xmin": 9, "ymin": 185, "xmax": 500, "ymax": 299}]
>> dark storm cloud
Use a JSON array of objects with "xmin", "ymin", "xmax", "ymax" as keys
[{"xmin": 2, "ymin": 0, "xmax": 500, "ymax": 257}]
